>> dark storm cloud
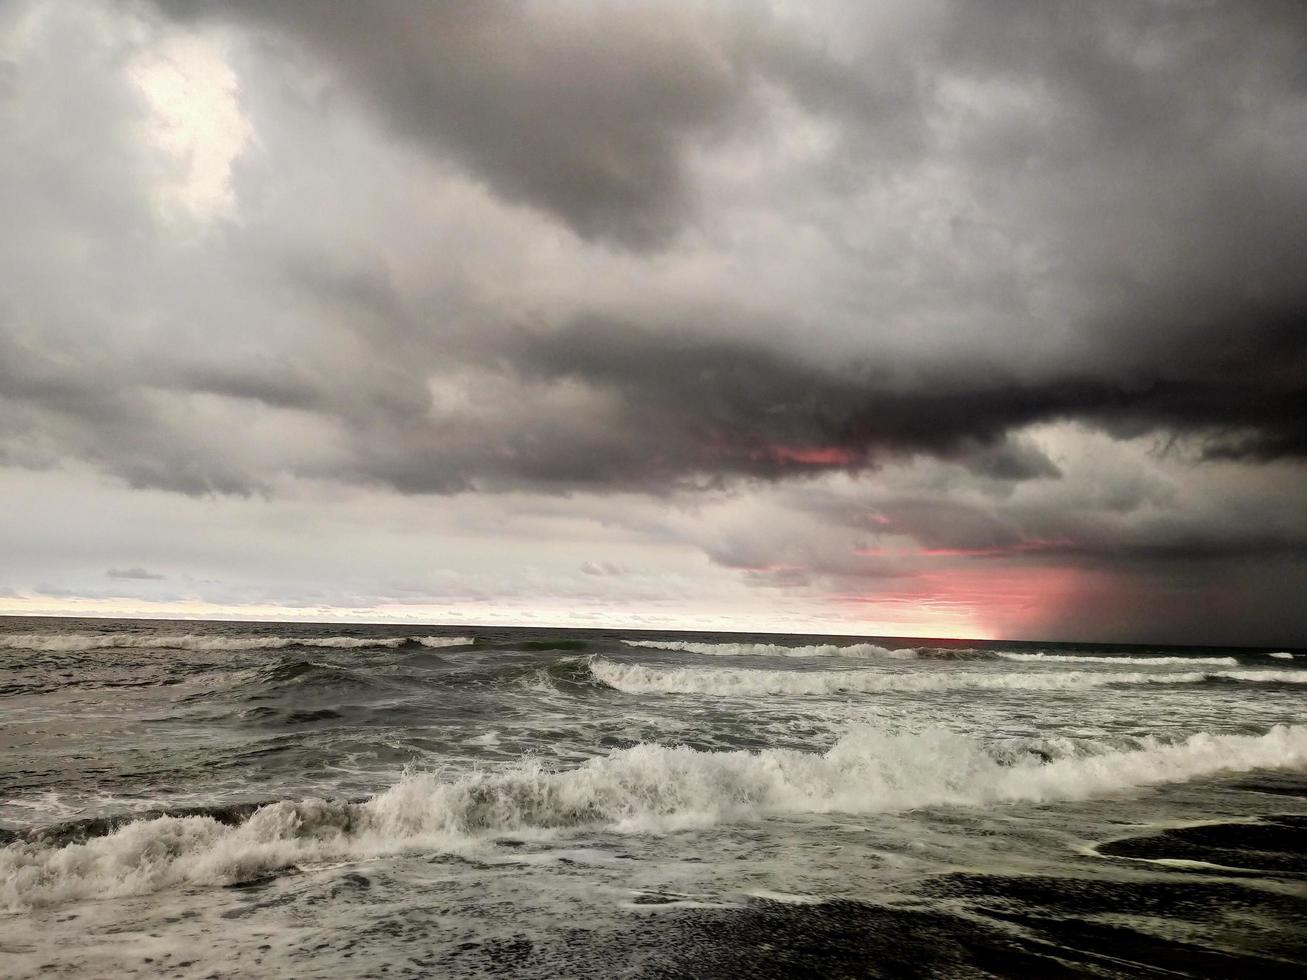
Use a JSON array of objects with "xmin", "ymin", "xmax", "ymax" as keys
[
  {"xmin": 1, "ymin": 0, "xmax": 1306, "ymax": 646},
  {"xmin": 0, "ymin": 326, "xmax": 265, "ymax": 495},
  {"xmin": 100, "ymin": 0, "xmax": 1306, "ymax": 492},
  {"xmin": 867, "ymin": 496, "xmax": 1307, "ymax": 567},
  {"xmin": 4, "ymin": 300, "xmax": 1300, "ymax": 497},
  {"xmin": 701, "ymin": 448, "xmax": 1307, "ymax": 621},
  {"xmin": 487, "ymin": 316, "xmax": 1306, "ymax": 486},
  {"xmin": 154, "ymin": 0, "xmax": 757, "ymax": 249}
]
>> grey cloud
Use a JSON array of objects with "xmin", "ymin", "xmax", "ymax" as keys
[
  {"xmin": 957, "ymin": 440, "xmax": 1062, "ymax": 482},
  {"xmin": 809, "ymin": 484, "xmax": 1307, "ymax": 570},
  {"xmin": 2, "ymin": 0, "xmax": 1302, "ymax": 500},
  {"xmin": 1032, "ymin": 553, "xmax": 1307, "ymax": 647},
  {"xmin": 667, "ymin": 449, "xmax": 1307, "ymax": 644},
  {"xmin": 154, "ymin": 0, "xmax": 756, "ymax": 249},
  {"xmin": 0, "ymin": 331, "xmax": 264, "ymax": 496},
  {"xmin": 581, "ymin": 561, "xmax": 628, "ymax": 577},
  {"xmin": 489, "ymin": 318, "xmax": 1307, "ymax": 486},
  {"xmin": 106, "ymin": 566, "xmax": 165, "ymax": 580},
  {"xmin": 3, "ymin": 0, "xmax": 1307, "ymax": 644},
  {"xmin": 3, "ymin": 280, "xmax": 1303, "ymax": 500},
  {"xmin": 742, "ymin": 566, "xmax": 812, "ymax": 589},
  {"xmin": 0, "ymin": 59, "xmax": 17, "ymax": 100}
]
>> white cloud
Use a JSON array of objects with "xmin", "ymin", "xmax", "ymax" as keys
[{"xmin": 130, "ymin": 31, "xmax": 253, "ymax": 223}]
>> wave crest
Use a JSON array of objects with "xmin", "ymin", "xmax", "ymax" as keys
[
  {"xmin": 622, "ymin": 639, "xmax": 915, "ymax": 659},
  {"xmin": 995, "ymin": 652, "xmax": 1239, "ymax": 666},
  {"xmin": 5, "ymin": 723, "xmax": 1305, "ymax": 909},
  {"xmin": 590, "ymin": 659, "xmax": 1307, "ymax": 696}
]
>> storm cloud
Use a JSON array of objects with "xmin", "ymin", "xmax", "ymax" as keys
[{"xmin": 0, "ymin": 0, "xmax": 1304, "ymax": 643}]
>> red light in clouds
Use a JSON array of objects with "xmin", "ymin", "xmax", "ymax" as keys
[
  {"xmin": 854, "ymin": 538, "xmax": 1072, "ymax": 559},
  {"xmin": 769, "ymin": 446, "xmax": 857, "ymax": 466},
  {"xmin": 837, "ymin": 564, "xmax": 1090, "ymax": 640}
]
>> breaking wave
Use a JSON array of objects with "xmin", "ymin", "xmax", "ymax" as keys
[
  {"xmin": 5, "ymin": 723, "xmax": 1305, "ymax": 909},
  {"xmin": 511, "ymin": 656, "xmax": 604, "ymax": 695},
  {"xmin": 590, "ymin": 659, "xmax": 1307, "ymax": 696},
  {"xmin": 0, "ymin": 633, "xmax": 474, "ymax": 653},
  {"xmin": 1270, "ymin": 652, "xmax": 1295, "ymax": 660},
  {"xmin": 622, "ymin": 639, "xmax": 916, "ymax": 659},
  {"xmin": 994, "ymin": 652, "xmax": 1239, "ymax": 666}
]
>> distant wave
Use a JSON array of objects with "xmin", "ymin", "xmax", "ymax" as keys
[
  {"xmin": 590, "ymin": 659, "xmax": 1307, "ymax": 696},
  {"xmin": 994, "ymin": 652, "xmax": 1239, "ymax": 667},
  {"xmin": 622, "ymin": 640, "xmax": 1260, "ymax": 667},
  {"xmin": 0, "ymin": 633, "xmax": 474, "ymax": 653},
  {"xmin": 1270, "ymin": 652, "xmax": 1295, "ymax": 660},
  {"xmin": 622, "ymin": 639, "xmax": 917, "ymax": 659},
  {"xmin": 5, "ymin": 722, "xmax": 1305, "ymax": 908}
]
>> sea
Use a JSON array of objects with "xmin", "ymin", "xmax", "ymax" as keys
[{"xmin": 1, "ymin": 616, "xmax": 1305, "ymax": 978}]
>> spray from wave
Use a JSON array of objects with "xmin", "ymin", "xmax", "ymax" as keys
[
  {"xmin": 0, "ymin": 633, "xmax": 474, "ymax": 653},
  {"xmin": 590, "ymin": 659, "xmax": 1307, "ymax": 696},
  {"xmin": 4, "ymin": 723, "xmax": 1305, "ymax": 909}
]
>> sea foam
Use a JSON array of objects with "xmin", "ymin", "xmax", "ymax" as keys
[
  {"xmin": 995, "ymin": 652, "xmax": 1238, "ymax": 666},
  {"xmin": 5, "ymin": 723, "xmax": 1305, "ymax": 909},
  {"xmin": 590, "ymin": 659, "xmax": 1307, "ymax": 696},
  {"xmin": 622, "ymin": 640, "xmax": 1251, "ymax": 667}
]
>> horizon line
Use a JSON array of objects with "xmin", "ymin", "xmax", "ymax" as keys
[{"xmin": 0, "ymin": 610, "xmax": 1298, "ymax": 654}]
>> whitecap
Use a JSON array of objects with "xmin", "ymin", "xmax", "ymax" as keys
[
  {"xmin": 6, "ymin": 723, "xmax": 1305, "ymax": 909},
  {"xmin": 590, "ymin": 659, "xmax": 1307, "ymax": 696},
  {"xmin": 622, "ymin": 639, "xmax": 913, "ymax": 659},
  {"xmin": 995, "ymin": 652, "xmax": 1238, "ymax": 666}
]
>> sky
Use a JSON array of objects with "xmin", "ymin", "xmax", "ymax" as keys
[{"xmin": 1, "ymin": 0, "xmax": 1305, "ymax": 645}]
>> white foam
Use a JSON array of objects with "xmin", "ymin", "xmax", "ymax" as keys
[
  {"xmin": 590, "ymin": 659, "xmax": 1307, "ymax": 696},
  {"xmin": 995, "ymin": 652, "xmax": 1238, "ymax": 666},
  {"xmin": 747, "ymin": 889, "xmax": 823, "ymax": 905},
  {"xmin": 1270, "ymin": 652, "xmax": 1295, "ymax": 660},
  {"xmin": 6, "ymin": 723, "xmax": 1306, "ymax": 909},
  {"xmin": 414, "ymin": 637, "xmax": 475, "ymax": 649},
  {"xmin": 0, "ymin": 633, "xmax": 474, "ymax": 652},
  {"xmin": 622, "ymin": 639, "xmax": 913, "ymax": 659}
]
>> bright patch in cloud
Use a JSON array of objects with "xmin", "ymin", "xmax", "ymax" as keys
[{"xmin": 131, "ymin": 32, "xmax": 253, "ymax": 222}]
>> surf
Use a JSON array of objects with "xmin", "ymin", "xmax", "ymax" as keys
[
  {"xmin": 5, "ymin": 722, "xmax": 1305, "ymax": 910},
  {"xmin": 589, "ymin": 659, "xmax": 1307, "ymax": 696}
]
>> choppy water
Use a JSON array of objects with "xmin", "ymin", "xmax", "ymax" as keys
[{"xmin": 1, "ymin": 617, "xmax": 1305, "ymax": 978}]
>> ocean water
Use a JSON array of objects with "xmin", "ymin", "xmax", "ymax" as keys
[{"xmin": 1, "ymin": 617, "xmax": 1305, "ymax": 978}]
